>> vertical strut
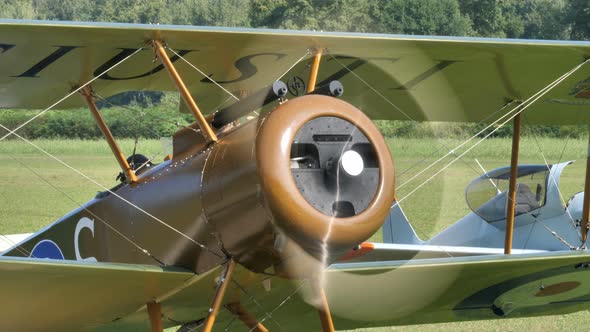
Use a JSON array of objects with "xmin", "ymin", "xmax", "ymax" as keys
[
  {"xmin": 202, "ymin": 259, "xmax": 236, "ymax": 332},
  {"xmin": 504, "ymin": 112, "xmax": 522, "ymax": 255},
  {"xmin": 581, "ymin": 127, "xmax": 590, "ymax": 245},
  {"xmin": 151, "ymin": 40, "xmax": 218, "ymax": 143},
  {"xmin": 307, "ymin": 49, "xmax": 323, "ymax": 93},
  {"xmin": 317, "ymin": 286, "xmax": 335, "ymax": 332},
  {"xmin": 147, "ymin": 301, "xmax": 163, "ymax": 332},
  {"xmin": 80, "ymin": 87, "xmax": 138, "ymax": 183}
]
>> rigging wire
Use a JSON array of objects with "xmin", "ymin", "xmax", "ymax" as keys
[
  {"xmin": 395, "ymin": 103, "xmax": 512, "ymax": 186},
  {"xmin": 168, "ymin": 47, "xmax": 310, "ymax": 120},
  {"xmin": 276, "ymin": 50, "xmax": 312, "ymax": 82},
  {"xmin": 537, "ymin": 217, "xmax": 576, "ymax": 249},
  {"xmin": 325, "ymin": 53, "xmax": 468, "ymax": 244},
  {"xmin": 228, "ymin": 279, "xmax": 287, "ymax": 332},
  {"xmin": 328, "ymin": 54, "xmax": 414, "ymax": 121},
  {"xmin": 326, "ymin": 53, "xmax": 523, "ymax": 242},
  {"xmin": 221, "ymin": 314, "xmax": 239, "ymax": 332},
  {"xmin": 397, "ymin": 59, "xmax": 590, "ymax": 205},
  {"xmin": 166, "ymin": 46, "xmax": 240, "ymax": 102},
  {"xmin": 94, "ymin": 92, "xmax": 199, "ymax": 135},
  {"xmin": 248, "ymin": 280, "xmax": 308, "ymax": 332},
  {"xmin": 392, "ymin": 57, "xmax": 587, "ymax": 251},
  {"xmin": 0, "ymin": 46, "xmax": 144, "ymax": 142},
  {"xmin": 92, "ymin": 93, "xmax": 179, "ymax": 173},
  {"xmin": 2, "ymin": 152, "xmax": 166, "ymax": 266},
  {"xmin": 0, "ymin": 234, "xmax": 30, "ymax": 257},
  {"xmin": 328, "ymin": 53, "xmax": 520, "ymax": 190},
  {"xmin": 0, "ymin": 123, "xmax": 224, "ymax": 259},
  {"xmin": 523, "ymin": 115, "xmax": 583, "ymax": 244}
]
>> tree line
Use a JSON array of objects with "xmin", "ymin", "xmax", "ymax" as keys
[
  {"xmin": 1, "ymin": 0, "xmax": 589, "ymax": 139},
  {"xmin": 2, "ymin": 0, "xmax": 589, "ymax": 39}
]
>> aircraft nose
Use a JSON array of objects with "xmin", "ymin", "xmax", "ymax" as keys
[{"xmin": 256, "ymin": 94, "xmax": 395, "ymax": 259}]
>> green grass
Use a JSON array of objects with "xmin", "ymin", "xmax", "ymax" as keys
[
  {"xmin": 0, "ymin": 139, "xmax": 167, "ymax": 234},
  {"xmin": 1, "ymin": 137, "xmax": 589, "ymax": 331}
]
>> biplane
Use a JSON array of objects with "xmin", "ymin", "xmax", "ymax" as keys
[{"xmin": 3, "ymin": 19, "xmax": 590, "ymax": 331}]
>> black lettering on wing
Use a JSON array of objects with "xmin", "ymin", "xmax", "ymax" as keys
[
  {"xmin": 13, "ymin": 46, "xmax": 81, "ymax": 78},
  {"xmin": 0, "ymin": 44, "xmax": 15, "ymax": 53},
  {"xmin": 95, "ymin": 48, "xmax": 194, "ymax": 80},
  {"xmin": 201, "ymin": 53, "xmax": 286, "ymax": 84}
]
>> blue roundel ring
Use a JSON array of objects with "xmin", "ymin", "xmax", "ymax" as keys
[{"xmin": 30, "ymin": 240, "xmax": 65, "ymax": 260}]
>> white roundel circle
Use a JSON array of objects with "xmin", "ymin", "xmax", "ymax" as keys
[{"xmin": 340, "ymin": 150, "xmax": 364, "ymax": 176}]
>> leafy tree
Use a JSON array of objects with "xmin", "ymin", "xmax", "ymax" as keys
[
  {"xmin": 32, "ymin": 0, "xmax": 93, "ymax": 21},
  {"xmin": 459, "ymin": 0, "xmax": 569, "ymax": 39},
  {"xmin": 204, "ymin": 0, "xmax": 251, "ymax": 27},
  {"xmin": 567, "ymin": 0, "xmax": 590, "ymax": 40},
  {"xmin": 250, "ymin": 0, "xmax": 287, "ymax": 28},
  {"xmin": 521, "ymin": 0, "xmax": 568, "ymax": 40},
  {"xmin": 249, "ymin": 0, "xmax": 376, "ymax": 32},
  {"xmin": 373, "ymin": 0, "xmax": 473, "ymax": 36},
  {"xmin": 0, "ymin": 0, "xmax": 36, "ymax": 19}
]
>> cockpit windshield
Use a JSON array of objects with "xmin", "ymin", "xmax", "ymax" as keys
[{"xmin": 465, "ymin": 165, "xmax": 550, "ymax": 222}]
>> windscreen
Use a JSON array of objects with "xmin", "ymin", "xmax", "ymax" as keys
[{"xmin": 465, "ymin": 165, "xmax": 550, "ymax": 222}]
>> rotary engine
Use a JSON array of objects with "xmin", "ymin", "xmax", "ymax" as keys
[{"xmin": 200, "ymin": 94, "xmax": 395, "ymax": 274}]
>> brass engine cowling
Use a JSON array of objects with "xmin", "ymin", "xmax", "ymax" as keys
[{"xmin": 201, "ymin": 95, "xmax": 395, "ymax": 273}]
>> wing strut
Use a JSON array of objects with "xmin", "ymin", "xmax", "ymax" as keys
[
  {"xmin": 151, "ymin": 40, "xmax": 218, "ymax": 143},
  {"xmin": 581, "ymin": 128, "xmax": 590, "ymax": 244},
  {"xmin": 147, "ymin": 301, "xmax": 163, "ymax": 332},
  {"xmin": 317, "ymin": 286, "xmax": 336, "ymax": 332},
  {"xmin": 80, "ymin": 86, "xmax": 138, "ymax": 183},
  {"xmin": 504, "ymin": 110, "xmax": 522, "ymax": 254},
  {"xmin": 202, "ymin": 259, "xmax": 236, "ymax": 332},
  {"xmin": 307, "ymin": 49, "xmax": 323, "ymax": 93}
]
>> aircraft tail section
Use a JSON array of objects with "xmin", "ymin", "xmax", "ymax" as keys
[{"xmin": 382, "ymin": 202, "xmax": 423, "ymax": 245}]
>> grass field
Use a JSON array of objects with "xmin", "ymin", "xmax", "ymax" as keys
[{"xmin": 1, "ymin": 136, "xmax": 589, "ymax": 331}]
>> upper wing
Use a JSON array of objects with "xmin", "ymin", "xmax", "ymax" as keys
[{"xmin": 2, "ymin": 20, "xmax": 590, "ymax": 124}]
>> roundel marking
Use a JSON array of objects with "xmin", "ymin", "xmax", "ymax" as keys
[
  {"xmin": 30, "ymin": 240, "xmax": 65, "ymax": 260},
  {"xmin": 535, "ymin": 281, "xmax": 581, "ymax": 297},
  {"xmin": 454, "ymin": 262, "xmax": 590, "ymax": 318}
]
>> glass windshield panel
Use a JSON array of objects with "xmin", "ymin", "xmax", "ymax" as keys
[{"xmin": 465, "ymin": 166, "xmax": 549, "ymax": 222}]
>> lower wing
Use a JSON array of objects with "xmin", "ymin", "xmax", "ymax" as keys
[{"xmin": 4, "ymin": 250, "xmax": 590, "ymax": 331}]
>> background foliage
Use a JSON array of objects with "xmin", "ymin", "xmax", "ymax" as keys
[{"xmin": 1, "ymin": 0, "xmax": 589, "ymax": 139}]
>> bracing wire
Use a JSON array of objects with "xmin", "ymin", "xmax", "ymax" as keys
[
  {"xmin": 230, "ymin": 279, "xmax": 286, "ymax": 331},
  {"xmin": 276, "ymin": 50, "xmax": 312, "ymax": 82},
  {"xmin": 327, "ymin": 53, "xmax": 514, "ymax": 197},
  {"xmin": 94, "ymin": 92, "xmax": 198, "ymax": 135},
  {"xmin": 248, "ymin": 280, "xmax": 308, "ymax": 332},
  {"xmin": 3, "ymin": 152, "xmax": 166, "ymax": 265},
  {"xmin": 166, "ymin": 46, "xmax": 240, "ymax": 101},
  {"xmin": 397, "ymin": 59, "xmax": 590, "ymax": 205},
  {"xmin": 0, "ymin": 46, "xmax": 150, "ymax": 256},
  {"xmin": 0, "ymin": 47, "xmax": 144, "ymax": 142},
  {"xmin": 0, "ymin": 234, "xmax": 30, "ymax": 257},
  {"xmin": 523, "ymin": 115, "xmax": 583, "ymax": 244},
  {"xmin": 0, "ymin": 122, "xmax": 224, "ymax": 259}
]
